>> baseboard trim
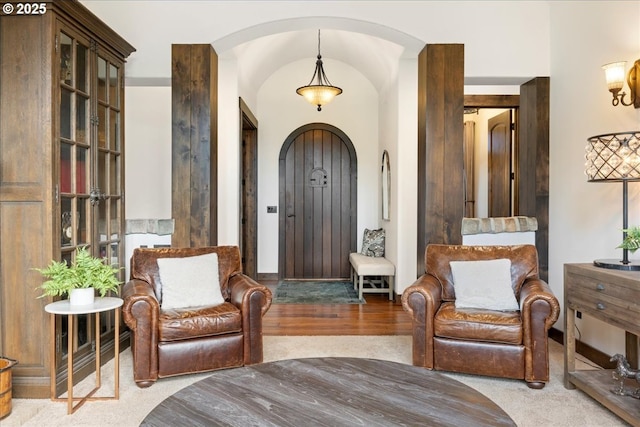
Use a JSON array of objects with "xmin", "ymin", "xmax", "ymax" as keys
[
  {"xmin": 257, "ymin": 273, "xmax": 279, "ymax": 282},
  {"xmin": 548, "ymin": 327, "xmax": 614, "ymax": 369}
]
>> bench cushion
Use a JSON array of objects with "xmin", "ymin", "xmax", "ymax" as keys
[{"xmin": 349, "ymin": 253, "xmax": 395, "ymax": 276}]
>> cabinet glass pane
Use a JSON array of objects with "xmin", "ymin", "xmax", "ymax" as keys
[
  {"xmin": 60, "ymin": 33, "xmax": 72, "ymax": 86},
  {"xmin": 77, "ymin": 198, "xmax": 88, "ymax": 245},
  {"xmin": 60, "ymin": 251, "xmax": 72, "ymax": 356},
  {"xmin": 97, "ymin": 57, "xmax": 107, "ymax": 102},
  {"xmin": 61, "ymin": 198, "xmax": 72, "ymax": 247},
  {"xmin": 110, "ymin": 198, "xmax": 119, "ymax": 237},
  {"xmin": 110, "ymin": 242, "xmax": 119, "ymax": 267},
  {"xmin": 98, "ymin": 105, "xmax": 107, "ymax": 148},
  {"xmin": 76, "ymin": 44, "xmax": 88, "ymax": 93},
  {"xmin": 110, "ymin": 154, "xmax": 119, "ymax": 194},
  {"xmin": 99, "ymin": 244, "xmax": 108, "ymax": 260},
  {"xmin": 60, "ymin": 89, "xmax": 72, "ymax": 140},
  {"xmin": 98, "ymin": 199, "xmax": 107, "ymax": 241},
  {"xmin": 76, "ymin": 314, "xmax": 89, "ymax": 349},
  {"xmin": 98, "ymin": 151, "xmax": 107, "ymax": 194},
  {"xmin": 110, "ymin": 110, "xmax": 119, "ymax": 151},
  {"xmin": 76, "ymin": 96, "xmax": 88, "ymax": 143},
  {"xmin": 60, "ymin": 143, "xmax": 72, "ymax": 193},
  {"xmin": 109, "ymin": 63, "xmax": 119, "ymax": 107},
  {"xmin": 100, "ymin": 312, "xmax": 110, "ymax": 335},
  {"xmin": 76, "ymin": 147, "xmax": 88, "ymax": 194}
]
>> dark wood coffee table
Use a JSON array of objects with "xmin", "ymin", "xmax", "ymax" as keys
[{"xmin": 141, "ymin": 357, "xmax": 515, "ymax": 426}]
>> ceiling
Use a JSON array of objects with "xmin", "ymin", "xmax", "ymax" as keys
[{"xmin": 220, "ymin": 29, "xmax": 409, "ymax": 95}]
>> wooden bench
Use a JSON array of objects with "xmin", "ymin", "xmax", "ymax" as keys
[{"xmin": 349, "ymin": 253, "xmax": 395, "ymax": 301}]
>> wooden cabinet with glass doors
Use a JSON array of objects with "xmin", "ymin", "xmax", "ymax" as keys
[{"xmin": 0, "ymin": 1, "xmax": 134, "ymax": 398}]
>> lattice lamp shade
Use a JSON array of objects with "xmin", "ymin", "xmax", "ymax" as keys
[
  {"xmin": 585, "ymin": 132, "xmax": 640, "ymax": 181},
  {"xmin": 585, "ymin": 131, "xmax": 640, "ymax": 271}
]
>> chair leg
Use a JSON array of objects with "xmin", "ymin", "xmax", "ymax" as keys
[
  {"xmin": 388, "ymin": 275, "xmax": 394, "ymax": 301},
  {"xmin": 526, "ymin": 381, "xmax": 545, "ymax": 389},
  {"xmin": 359, "ymin": 275, "xmax": 364, "ymax": 300}
]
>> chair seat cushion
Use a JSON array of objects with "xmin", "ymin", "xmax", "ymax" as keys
[
  {"xmin": 159, "ymin": 302, "xmax": 242, "ymax": 342},
  {"xmin": 434, "ymin": 302, "xmax": 522, "ymax": 345}
]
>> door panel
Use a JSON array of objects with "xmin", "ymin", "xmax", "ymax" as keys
[
  {"xmin": 279, "ymin": 124, "xmax": 356, "ymax": 279},
  {"xmin": 239, "ymin": 99, "xmax": 258, "ymax": 279},
  {"xmin": 488, "ymin": 110, "xmax": 512, "ymax": 217}
]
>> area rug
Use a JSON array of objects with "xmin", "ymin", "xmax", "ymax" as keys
[
  {"xmin": 273, "ymin": 280, "xmax": 365, "ymax": 304},
  {"xmin": 6, "ymin": 338, "xmax": 625, "ymax": 426}
]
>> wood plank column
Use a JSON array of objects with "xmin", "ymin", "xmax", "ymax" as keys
[
  {"xmin": 518, "ymin": 77, "xmax": 550, "ymax": 281},
  {"xmin": 171, "ymin": 44, "xmax": 218, "ymax": 247},
  {"xmin": 417, "ymin": 44, "xmax": 465, "ymax": 275}
]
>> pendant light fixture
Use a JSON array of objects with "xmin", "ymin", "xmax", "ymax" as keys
[{"xmin": 296, "ymin": 30, "xmax": 342, "ymax": 111}]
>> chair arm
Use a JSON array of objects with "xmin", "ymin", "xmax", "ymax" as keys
[
  {"xmin": 122, "ymin": 278, "xmax": 160, "ymax": 330},
  {"xmin": 401, "ymin": 274, "xmax": 442, "ymax": 368},
  {"xmin": 121, "ymin": 278, "xmax": 160, "ymax": 387},
  {"xmin": 228, "ymin": 273, "xmax": 272, "ymax": 315},
  {"xmin": 519, "ymin": 278, "xmax": 560, "ymax": 331},
  {"xmin": 228, "ymin": 273, "xmax": 273, "ymax": 364},
  {"xmin": 401, "ymin": 274, "xmax": 442, "ymax": 320},
  {"xmin": 519, "ymin": 277, "xmax": 560, "ymax": 384}
]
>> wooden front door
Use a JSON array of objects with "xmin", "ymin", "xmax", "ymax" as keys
[
  {"xmin": 278, "ymin": 123, "xmax": 357, "ymax": 279},
  {"xmin": 488, "ymin": 110, "xmax": 513, "ymax": 217}
]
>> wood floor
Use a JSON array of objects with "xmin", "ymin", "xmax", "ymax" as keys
[{"xmin": 262, "ymin": 281, "xmax": 413, "ymax": 336}]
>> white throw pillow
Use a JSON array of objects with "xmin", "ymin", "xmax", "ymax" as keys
[
  {"xmin": 449, "ymin": 258, "xmax": 519, "ymax": 311},
  {"xmin": 157, "ymin": 252, "xmax": 224, "ymax": 310}
]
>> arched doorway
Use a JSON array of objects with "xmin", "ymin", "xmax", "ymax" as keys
[{"xmin": 278, "ymin": 123, "xmax": 357, "ymax": 279}]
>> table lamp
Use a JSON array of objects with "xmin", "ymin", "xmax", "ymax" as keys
[{"xmin": 585, "ymin": 131, "xmax": 640, "ymax": 270}]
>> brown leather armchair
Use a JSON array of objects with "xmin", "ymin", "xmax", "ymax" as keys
[
  {"xmin": 402, "ymin": 244, "xmax": 559, "ymax": 389},
  {"xmin": 122, "ymin": 246, "xmax": 272, "ymax": 388}
]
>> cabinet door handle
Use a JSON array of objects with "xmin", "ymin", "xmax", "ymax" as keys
[
  {"xmin": 596, "ymin": 283, "xmax": 605, "ymax": 291},
  {"xmin": 596, "ymin": 302, "xmax": 606, "ymax": 310}
]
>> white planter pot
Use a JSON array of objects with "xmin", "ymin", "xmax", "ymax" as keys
[{"xmin": 69, "ymin": 288, "xmax": 95, "ymax": 306}]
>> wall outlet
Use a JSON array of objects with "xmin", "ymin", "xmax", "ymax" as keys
[{"xmin": 267, "ymin": 206, "xmax": 277, "ymax": 213}]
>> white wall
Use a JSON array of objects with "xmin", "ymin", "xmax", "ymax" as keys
[
  {"xmin": 549, "ymin": 1, "xmax": 640, "ymax": 355},
  {"xmin": 256, "ymin": 59, "xmax": 379, "ymax": 273},
  {"xmin": 217, "ymin": 58, "xmax": 241, "ymax": 245},
  {"xmin": 124, "ymin": 87, "xmax": 172, "ymax": 219},
  {"xmin": 394, "ymin": 59, "xmax": 418, "ymax": 292}
]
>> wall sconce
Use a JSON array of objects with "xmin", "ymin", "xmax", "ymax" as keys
[{"xmin": 602, "ymin": 59, "xmax": 640, "ymax": 108}]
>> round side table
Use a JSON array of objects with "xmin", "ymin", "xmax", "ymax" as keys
[{"xmin": 45, "ymin": 297, "xmax": 123, "ymax": 414}]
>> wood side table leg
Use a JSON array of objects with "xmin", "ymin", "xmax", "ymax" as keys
[
  {"xmin": 95, "ymin": 312, "xmax": 101, "ymax": 388},
  {"xmin": 115, "ymin": 308, "xmax": 120, "ymax": 399},
  {"xmin": 50, "ymin": 313, "xmax": 56, "ymax": 401},
  {"xmin": 67, "ymin": 314, "xmax": 74, "ymax": 414},
  {"xmin": 564, "ymin": 305, "xmax": 576, "ymax": 389},
  {"xmin": 626, "ymin": 332, "xmax": 638, "ymax": 370}
]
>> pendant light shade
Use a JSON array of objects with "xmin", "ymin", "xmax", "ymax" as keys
[{"xmin": 296, "ymin": 30, "xmax": 342, "ymax": 111}]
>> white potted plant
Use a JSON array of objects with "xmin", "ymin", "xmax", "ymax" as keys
[{"xmin": 35, "ymin": 246, "xmax": 121, "ymax": 305}]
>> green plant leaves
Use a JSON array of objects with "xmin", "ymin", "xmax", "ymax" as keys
[
  {"xmin": 34, "ymin": 246, "xmax": 122, "ymax": 298},
  {"xmin": 618, "ymin": 226, "xmax": 640, "ymax": 253}
]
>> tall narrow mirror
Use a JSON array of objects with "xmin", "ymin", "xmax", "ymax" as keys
[{"xmin": 382, "ymin": 150, "xmax": 390, "ymax": 220}]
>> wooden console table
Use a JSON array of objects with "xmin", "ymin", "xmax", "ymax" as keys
[{"xmin": 564, "ymin": 263, "xmax": 640, "ymax": 426}]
